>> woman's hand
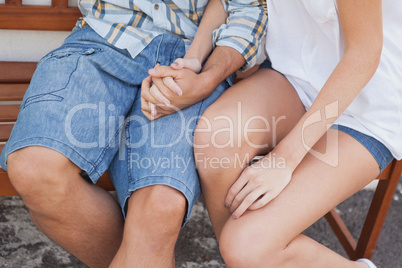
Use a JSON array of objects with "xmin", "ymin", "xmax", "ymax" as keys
[
  {"xmin": 171, "ymin": 57, "xmax": 202, "ymax": 73},
  {"xmin": 225, "ymin": 153, "xmax": 293, "ymax": 219}
]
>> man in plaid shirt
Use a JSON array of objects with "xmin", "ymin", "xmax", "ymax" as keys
[{"xmin": 1, "ymin": 0, "xmax": 266, "ymax": 266}]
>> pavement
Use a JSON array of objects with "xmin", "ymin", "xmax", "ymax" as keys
[{"xmin": 1, "ymin": 178, "xmax": 401, "ymax": 268}]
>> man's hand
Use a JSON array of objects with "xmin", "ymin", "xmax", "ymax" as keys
[{"xmin": 141, "ymin": 59, "xmax": 209, "ymax": 120}]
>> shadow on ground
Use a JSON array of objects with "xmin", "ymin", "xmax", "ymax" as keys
[{"xmin": 1, "ymin": 179, "xmax": 401, "ymax": 268}]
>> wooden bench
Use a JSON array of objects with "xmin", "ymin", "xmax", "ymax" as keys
[{"xmin": 1, "ymin": 0, "xmax": 401, "ymax": 261}]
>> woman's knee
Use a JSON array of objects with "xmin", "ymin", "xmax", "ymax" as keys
[{"xmin": 219, "ymin": 218, "xmax": 285, "ymax": 267}]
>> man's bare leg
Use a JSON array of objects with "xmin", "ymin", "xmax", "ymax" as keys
[
  {"xmin": 110, "ymin": 185, "xmax": 186, "ymax": 268},
  {"xmin": 7, "ymin": 146, "xmax": 124, "ymax": 268}
]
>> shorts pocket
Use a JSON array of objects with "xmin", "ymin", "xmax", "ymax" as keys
[{"xmin": 22, "ymin": 44, "xmax": 103, "ymax": 109}]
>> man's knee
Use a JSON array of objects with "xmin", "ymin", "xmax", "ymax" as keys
[
  {"xmin": 7, "ymin": 146, "xmax": 80, "ymax": 203},
  {"xmin": 127, "ymin": 185, "xmax": 187, "ymax": 227}
]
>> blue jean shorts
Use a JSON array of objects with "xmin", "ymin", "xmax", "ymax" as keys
[
  {"xmin": 259, "ymin": 59, "xmax": 394, "ymax": 173},
  {"xmin": 330, "ymin": 125, "xmax": 393, "ymax": 173},
  {"xmin": 0, "ymin": 26, "xmax": 233, "ymax": 225}
]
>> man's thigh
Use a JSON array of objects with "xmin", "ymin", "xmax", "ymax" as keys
[{"xmin": 0, "ymin": 27, "xmax": 144, "ymax": 182}]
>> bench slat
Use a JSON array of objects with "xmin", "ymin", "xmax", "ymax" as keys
[
  {"xmin": 0, "ymin": 105, "xmax": 20, "ymax": 122},
  {"xmin": 0, "ymin": 62, "xmax": 37, "ymax": 83},
  {"xmin": 5, "ymin": 0, "xmax": 22, "ymax": 6},
  {"xmin": 97, "ymin": 173, "xmax": 116, "ymax": 192},
  {"xmin": 0, "ymin": 84, "xmax": 27, "ymax": 101},
  {"xmin": 0, "ymin": 124, "xmax": 14, "ymax": 142},
  {"xmin": 0, "ymin": 143, "xmax": 15, "ymax": 196},
  {"xmin": 377, "ymin": 162, "xmax": 392, "ymax": 180},
  {"xmin": 0, "ymin": 7, "xmax": 81, "ymax": 31},
  {"xmin": 0, "ymin": 169, "xmax": 18, "ymax": 196},
  {"xmin": 0, "ymin": 168, "xmax": 115, "ymax": 196},
  {"xmin": 52, "ymin": 0, "xmax": 69, "ymax": 8}
]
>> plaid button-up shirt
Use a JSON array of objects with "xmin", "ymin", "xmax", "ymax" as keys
[{"xmin": 77, "ymin": 0, "xmax": 267, "ymax": 70}]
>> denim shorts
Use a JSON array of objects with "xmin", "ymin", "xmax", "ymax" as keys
[
  {"xmin": 0, "ymin": 26, "xmax": 232, "ymax": 225},
  {"xmin": 331, "ymin": 125, "xmax": 393, "ymax": 173}
]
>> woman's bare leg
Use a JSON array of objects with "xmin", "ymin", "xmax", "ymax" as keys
[
  {"xmin": 195, "ymin": 69, "xmax": 378, "ymax": 267},
  {"xmin": 194, "ymin": 69, "xmax": 305, "ymax": 239},
  {"xmin": 219, "ymin": 130, "xmax": 378, "ymax": 267}
]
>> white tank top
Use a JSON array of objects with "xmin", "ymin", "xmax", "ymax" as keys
[{"xmin": 265, "ymin": 0, "xmax": 402, "ymax": 159}]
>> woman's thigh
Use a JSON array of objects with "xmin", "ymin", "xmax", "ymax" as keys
[
  {"xmin": 195, "ymin": 68, "xmax": 306, "ymax": 161},
  {"xmin": 220, "ymin": 129, "xmax": 380, "ymax": 251},
  {"xmin": 195, "ymin": 68, "xmax": 306, "ymax": 237}
]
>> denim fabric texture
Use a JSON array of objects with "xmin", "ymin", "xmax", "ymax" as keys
[
  {"xmin": 0, "ymin": 26, "xmax": 233, "ymax": 224},
  {"xmin": 331, "ymin": 125, "xmax": 393, "ymax": 173}
]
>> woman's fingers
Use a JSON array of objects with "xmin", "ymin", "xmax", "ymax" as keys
[
  {"xmin": 162, "ymin": 76, "xmax": 182, "ymax": 96},
  {"xmin": 149, "ymin": 84, "xmax": 170, "ymax": 107},
  {"xmin": 228, "ymin": 182, "xmax": 255, "ymax": 212},
  {"xmin": 149, "ymin": 102, "xmax": 157, "ymax": 117},
  {"xmin": 225, "ymin": 172, "xmax": 250, "ymax": 209},
  {"xmin": 141, "ymin": 76, "xmax": 159, "ymax": 103},
  {"xmin": 231, "ymin": 188, "xmax": 266, "ymax": 219},
  {"xmin": 171, "ymin": 58, "xmax": 202, "ymax": 73},
  {"xmin": 248, "ymin": 192, "xmax": 275, "ymax": 210}
]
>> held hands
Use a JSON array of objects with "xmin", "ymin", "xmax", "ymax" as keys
[
  {"xmin": 141, "ymin": 58, "xmax": 204, "ymax": 120},
  {"xmin": 224, "ymin": 153, "xmax": 293, "ymax": 219}
]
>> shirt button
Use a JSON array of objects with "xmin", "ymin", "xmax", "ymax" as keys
[{"xmin": 154, "ymin": 4, "xmax": 159, "ymax": 10}]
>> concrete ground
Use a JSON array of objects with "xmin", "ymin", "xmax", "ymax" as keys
[{"xmin": 1, "ymin": 178, "xmax": 401, "ymax": 268}]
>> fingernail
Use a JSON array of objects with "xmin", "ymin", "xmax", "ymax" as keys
[
  {"xmin": 224, "ymin": 203, "xmax": 229, "ymax": 209},
  {"xmin": 163, "ymin": 100, "xmax": 170, "ymax": 106},
  {"xmin": 229, "ymin": 209, "xmax": 233, "ymax": 215},
  {"xmin": 232, "ymin": 212, "xmax": 238, "ymax": 219},
  {"xmin": 171, "ymin": 62, "xmax": 179, "ymax": 67},
  {"xmin": 149, "ymin": 68, "xmax": 156, "ymax": 75}
]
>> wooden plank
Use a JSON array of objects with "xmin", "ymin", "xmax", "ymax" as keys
[
  {"xmin": 0, "ymin": 62, "xmax": 37, "ymax": 83},
  {"xmin": 0, "ymin": 138, "xmax": 16, "ymax": 196},
  {"xmin": 375, "ymin": 161, "xmax": 392, "ymax": 180},
  {"xmin": 325, "ymin": 209, "xmax": 357, "ymax": 260},
  {"xmin": 0, "ymin": 168, "xmax": 115, "ymax": 196},
  {"xmin": 0, "ymin": 105, "xmax": 20, "ymax": 122},
  {"xmin": 0, "ymin": 6, "xmax": 81, "ymax": 31},
  {"xmin": 96, "ymin": 173, "xmax": 116, "ymax": 192},
  {"xmin": 0, "ymin": 84, "xmax": 28, "ymax": 101},
  {"xmin": 355, "ymin": 159, "xmax": 402, "ymax": 259},
  {"xmin": 61, "ymin": 0, "xmax": 69, "ymax": 8},
  {"xmin": 52, "ymin": 0, "xmax": 69, "ymax": 8},
  {"xmin": 5, "ymin": 0, "xmax": 22, "ymax": 6},
  {"xmin": 0, "ymin": 169, "xmax": 18, "ymax": 196},
  {"xmin": 0, "ymin": 124, "xmax": 14, "ymax": 142}
]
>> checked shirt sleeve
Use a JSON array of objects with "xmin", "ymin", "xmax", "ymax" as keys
[{"xmin": 212, "ymin": 0, "xmax": 267, "ymax": 71}]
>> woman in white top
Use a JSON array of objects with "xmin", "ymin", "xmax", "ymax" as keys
[
  {"xmin": 147, "ymin": 0, "xmax": 401, "ymax": 266},
  {"xmin": 193, "ymin": 0, "xmax": 400, "ymax": 267}
]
